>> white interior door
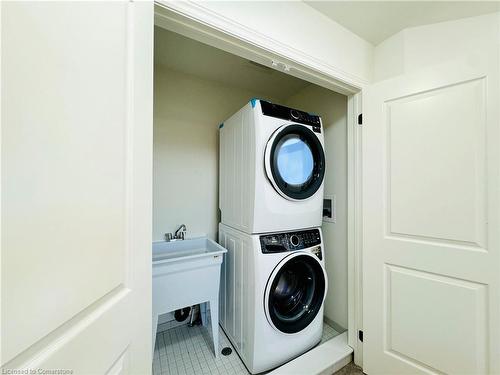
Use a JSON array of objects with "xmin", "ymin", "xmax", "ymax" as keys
[
  {"xmin": 1, "ymin": 2, "xmax": 153, "ymax": 373},
  {"xmin": 363, "ymin": 53, "xmax": 499, "ymax": 374}
]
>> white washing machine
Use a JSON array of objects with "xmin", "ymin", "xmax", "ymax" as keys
[
  {"xmin": 218, "ymin": 223, "xmax": 327, "ymax": 374},
  {"xmin": 219, "ymin": 99, "xmax": 325, "ymax": 234}
]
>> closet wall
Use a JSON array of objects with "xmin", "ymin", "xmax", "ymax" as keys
[
  {"xmin": 154, "ymin": 28, "xmax": 349, "ymax": 329},
  {"xmin": 153, "ymin": 26, "xmax": 312, "ymax": 241},
  {"xmin": 286, "ymin": 87, "xmax": 348, "ymax": 330},
  {"xmin": 154, "ymin": 66, "xmax": 283, "ymax": 241}
]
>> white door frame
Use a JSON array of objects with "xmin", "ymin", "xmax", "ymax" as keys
[{"xmin": 154, "ymin": 1, "xmax": 365, "ymax": 366}]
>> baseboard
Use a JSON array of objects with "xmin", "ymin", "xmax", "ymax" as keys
[
  {"xmin": 269, "ymin": 332, "xmax": 353, "ymax": 375},
  {"xmin": 324, "ymin": 316, "xmax": 347, "ymax": 334}
]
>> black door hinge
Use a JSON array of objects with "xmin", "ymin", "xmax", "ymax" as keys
[
  {"xmin": 358, "ymin": 113, "xmax": 363, "ymax": 125},
  {"xmin": 358, "ymin": 330, "xmax": 364, "ymax": 342}
]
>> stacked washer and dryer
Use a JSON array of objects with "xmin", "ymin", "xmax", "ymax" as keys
[{"xmin": 218, "ymin": 99, "xmax": 328, "ymax": 374}]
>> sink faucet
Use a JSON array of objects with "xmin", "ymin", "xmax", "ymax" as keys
[
  {"xmin": 174, "ymin": 224, "xmax": 187, "ymax": 240},
  {"xmin": 165, "ymin": 224, "xmax": 187, "ymax": 242}
]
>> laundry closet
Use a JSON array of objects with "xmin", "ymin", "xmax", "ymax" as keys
[
  {"xmin": 5, "ymin": 2, "xmax": 500, "ymax": 374},
  {"xmin": 153, "ymin": 25, "xmax": 351, "ymax": 373}
]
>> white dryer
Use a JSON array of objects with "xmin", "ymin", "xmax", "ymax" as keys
[
  {"xmin": 219, "ymin": 99, "xmax": 325, "ymax": 234},
  {"xmin": 219, "ymin": 223, "xmax": 327, "ymax": 374}
]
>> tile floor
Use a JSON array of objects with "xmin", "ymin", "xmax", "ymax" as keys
[{"xmin": 153, "ymin": 320, "xmax": 340, "ymax": 375}]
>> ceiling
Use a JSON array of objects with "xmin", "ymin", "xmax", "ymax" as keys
[
  {"xmin": 306, "ymin": 1, "xmax": 500, "ymax": 45},
  {"xmin": 154, "ymin": 26, "xmax": 310, "ymax": 100}
]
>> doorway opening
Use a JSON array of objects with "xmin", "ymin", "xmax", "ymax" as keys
[{"xmin": 152, "ymin": 3, "xmax": 362, "ymax": 374}]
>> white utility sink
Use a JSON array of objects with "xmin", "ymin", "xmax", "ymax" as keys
[
  {"xmin": 153, "ymin": 237, "xmax": 225, "ymax": 263},
  {"xmin": 152, "ymin": 237, "xmax": 227, "ymax": 357}
]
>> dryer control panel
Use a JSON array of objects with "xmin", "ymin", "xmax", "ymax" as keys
[
  {"xmin": 259, "ymin": 100, "xmax": 322, "ymax": 132},
  {"xmin": 260, "ymin": 229, "xmax": 321, "ymax": 253}
]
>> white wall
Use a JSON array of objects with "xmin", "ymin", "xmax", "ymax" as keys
[
  {"xmin": 153, "ymin": 66, "xmax": 283, "ymax": 241},
  {"xmin": 374, "ymin": 12, "xmax": 500, "ymax": 81},
  {"xmin": 162, "ymin": 1, "xmax": 374, "ymax": 85},
  {"xmin": 154, "ymin": 62, "xmax": 349, "ymax": 329},
  {"xmin": 286, "ymin": 86, "xmax": 348, "ymax": 329}
]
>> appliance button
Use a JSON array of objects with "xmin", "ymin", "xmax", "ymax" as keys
[
  {"xmin": 290, "ymin": 110, "xmax": 300, "ymax": 120},
  {"xmin": 289, "ymin": 235, "xmax": 300, "ymax": 247}
]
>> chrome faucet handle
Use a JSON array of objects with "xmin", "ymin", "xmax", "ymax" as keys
[
  {"xmin": 174, "ymin": 224, "xmax": 187, "ymax": 240},
  {"xmin": 165, "ymin": 233, "xmax": 173, "ymax": 242}
]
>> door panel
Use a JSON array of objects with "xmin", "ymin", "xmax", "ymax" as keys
[
  {"xmin": 1, "ymin": 2, "xmax": 152, "ymax": 373},
  {"xmin": 363, "ymin": 54, "xmax": 499, "ymax": 374},
  {"xmin": 386, "ymin": 265, "xmax": 487, "ymax": 374},
  {"xmin": 387, "ymin": 78, "xmax": 486, "ymax": 247}
]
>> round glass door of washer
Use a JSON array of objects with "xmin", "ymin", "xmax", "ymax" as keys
[{"xmin": 264, "ymin": 253, "xmax": 326, "ymax": 334}]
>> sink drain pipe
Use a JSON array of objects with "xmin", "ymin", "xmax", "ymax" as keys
[{"xmin": 174, "ymin": 307, "xmax": 191, "ymax": 322}]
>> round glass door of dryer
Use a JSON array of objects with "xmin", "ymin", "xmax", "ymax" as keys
[
  {"xmin": 264, "ymin": 253, "xmax": 326, "ymax": 334},
  {"xmin": 265, "ymin": 124, "xmax": 325, "ymax": 200}
]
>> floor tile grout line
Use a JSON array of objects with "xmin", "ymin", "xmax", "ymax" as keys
[{"xmin": 154, "ymin": 321, "xmax": 340, "ymax": 375}]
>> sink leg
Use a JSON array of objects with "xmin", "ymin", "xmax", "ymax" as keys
[
  {"xmin": 152, "ymin": 312, "xmax": 159, "ymax": 358},
  {"xmin": 209, "ymin": 299, "xmax": 219, "ymax": 358},
  {"xmin": 200, "ymin": 302, "xmax": 208, "ymax": 327}
]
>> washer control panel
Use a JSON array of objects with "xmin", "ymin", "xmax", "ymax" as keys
[
  {"xmin": 311, "ymin": 246, "xmax": 323, "ymax": 261},
  {"xmin": 260, "ymin": 229, "xmax": 321, "ymax": 253},
  {"xmin": 259, "ymin": 100, "xmax": 322, "ymax": 132}
]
